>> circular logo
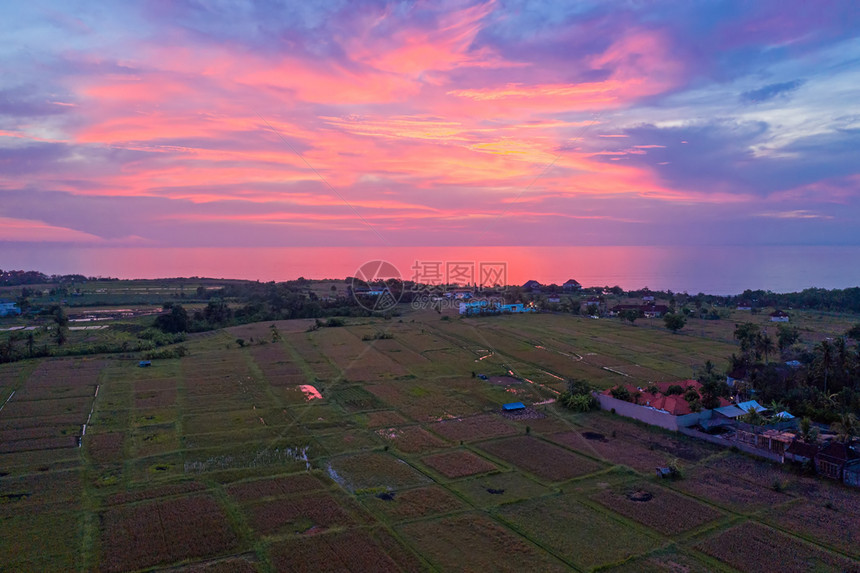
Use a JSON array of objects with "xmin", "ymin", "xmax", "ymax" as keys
[{"xmin": 351, "ymin": 260, "xmax": 403, "ymax": 312}]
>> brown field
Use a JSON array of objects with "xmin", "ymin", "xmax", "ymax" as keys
[
  {"xmin": 364, "ymin": 485, "xmax": 467, "ymax": 522},
  {"xmin": 695, "ymin": 521, "xmax": 859, "ymax": 573},
  {"xmin": 226, "ymin": 473, "xmax": 325, "ymax": 503},
  {"xmin": 421, "ymin": 450, "xmax": 497, "ymax": 478},
  {"xmin": 171, "ymin": 556, "xmax": 259, "ymax": 573},
  {"xmin": 269, "ymin": 528, "xmax": 422, "ymax": 573},
  {"xmin": 672, "ymin": 467, "xmax": 792, "ymax": 512},
  {"xmin": 86, "ymin": 432, "xmax": 125, "ymax": 464},
  {"xmin": 245, "ymin": 491, "xmax": 357, "ymax": 535},
  {"xmin": 398, "ymin": 513, "xmax": 567, "ymax": 572},
  {"xmin": 763, "ymin": 497, "xmax": 860, "ymax": 558},
  {"xmin": 100, "ymin": 494, "xmax": 238, "ymax": 572},
  {"xmin": 429, "ymin": 413, "xmax": 517, "ymax": 442},
  {"xmin": 364, "ymin": 410, "xmax": 410, "ymax": 428},
  {"xmin": 375, "ymin": 425, "xmax": 448, "ymax": 453},
  {"xmin": 479, "ymin": 436, "xmax": 604, "ymax": 482},
  {"xmin": 590, "ymin": 482, "xmax": 724, "ymax": 535},
  {"xmin": 106, "ymin": 482, "xmax": 207, "ymax": 506},
  {"xmin": 0, "ymin": 435, "xmax": 78, "ymax": 453}
]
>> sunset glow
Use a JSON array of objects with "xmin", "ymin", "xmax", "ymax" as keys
[{"xmin": 2, "ymin": 1, "xmax": 859, "ymax": 252}]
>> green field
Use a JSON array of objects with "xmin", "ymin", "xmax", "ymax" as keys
[{"xmin": 1, "ymin": 304, "xmax": 858, "ymax": 572}]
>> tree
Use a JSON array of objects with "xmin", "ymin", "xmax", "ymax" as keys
[
  {"xmin": 846, "ymin": 323, "xmax": 860, "ymax": 340},
  {"xmin": 26, "ymin": 332, "xmax": 35, "ymax": 357},
  {"xmin": 53, "ymin": 306, "xmax": 69, "ymax": 346},
  {"xmin": 609, "ymin": 385, "xmax": 631, "ymax": 401},
  {"xmin": 734, "ymin": 322, "xmax": 760, "ymax": 355},
  {"xmin": 619, "ymin": 309, "xmax": 639, "ymax": 325},
  {"xmin": 154, "ymin": 304, "xmax": 188, "ymax": 333},
  {"xmin": 830, "ymin": 413, "xmax": 858, "ymax": 443},
  {"xmin": 815, "ymin": 340, "xmax": 834, "ymax": 393},
  {"xmin": 777, "ymin": 324, "xmax": 800, "ymax": 354},
  {"xmin": 798, "ymin": 417, "xmax": 819, "ymax": 444},
  {"xmin": 663, "ymin": 313, "xmax": 686, "ymax": 333},
  {"xmin": 698, "ymin": 360, "xmax": 729, "ymax": 409},
  {"xmin": 756, "ymin": 332, "xmax": 776, "ymax": 364}
]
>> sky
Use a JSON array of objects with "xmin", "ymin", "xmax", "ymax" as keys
[{"xmin": 2, "ymin": 0, "xmax": 860, "ymax": 252}]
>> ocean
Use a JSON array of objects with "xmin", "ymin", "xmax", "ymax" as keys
[{"xmin": 3, "ymin": 245, "xmax": 859, "ymax": 295}]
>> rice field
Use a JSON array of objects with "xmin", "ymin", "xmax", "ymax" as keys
[{"xmin": 1, "ymin": 308, "xmax": 857, "ymax": 571}]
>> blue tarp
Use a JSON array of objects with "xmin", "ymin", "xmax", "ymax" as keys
[{"xmin": 503, "ymin": 402, "xmax": 525, "ymax": 411}]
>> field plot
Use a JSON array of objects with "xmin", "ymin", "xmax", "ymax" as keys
[
  {"xmin": 375, "ymin": 425, "xmax": 448, "ymax": 453},
  {"xmin": 171, "ymin": 555, "xmax": 259, "ymax": 573},
  {"xmin": 429, "ymin": 413, "xmax": 517, "ymax": 442},
  {"xmin": 498, "ymin": 494, "xmax": 660, "ymax": 570},
  {"xmin": 479, "ymin": 436, "xmax": 604, "ymax": 482},
  {"xmin": 671, "ymin": 467, "xmax": 792, "ymax": 513},
  {"xmin": 106, "ymin": 482, "xmax": 207, "ymax": 505},
  {"xmin": 284, "ymin": 333, "xmax": 340, "ymax": 381},
  {"xmin": 363, "ymin": 485, "xmax": 467, "ymax": 522},
  {"xmin": 86, "ymin": 431, "xmax": 125, "ymax": 464},
  {"xmin": 326, "ymin": 452, "xmax": 430, "ymax": 493},
  {"xmin": 269, "ymin": 528, "xmax": 423, "ymax": 573},
  {"xmin": 0, "ymin": 468, "xmax": 82, "ymax": 509},
  {"xmin": 590, "ymin": 481, "xmax": 724, "ymax": 535},
  {"xmin": 695, "ymin": 521, "xmax": 859, "ymax": 573},
  {"xmin": 398, "ymin": 513, "xmax": 568, "ymax": 572},
  {"xmin": 244, "ymin": 491, "xmax": 359, "ymax": 535},
  {"xmin": 315, "ymin": 428, "xmax": 382, "ymax": 456},
  {"xmin": 421, "ymin": 449, "xmax": 497, "ymax": 478},
  {"xmin": 363, "ymin": 410, "xmax": 410, "ymax": 428},
  {"xmin": 313, "ymin": 327, "xmax": 410, "ymax": 382},
  {"xmin": 226, "ymin": 473, "xmax": 325, "ymax": 502},
  {"xmin": 367, "ymin": 381, "xmax": 483, "ymax": 422},
  {"xmin": 600, "ymin": 547, "xmax": 714, "ymax": 573},
  {"xmin": 763, "ymin": 500, "xmax": 860, "ymax": 559},
  {"xmin": 100, "ymin": 494, "xmax": 238, "ymax": 572},
  {"xmin": 330, "ymin": 385, "xmax": 387, "ymax": 412},
  {"xmin": 0, "ymin": 510, "xmax": 81, "ymax": 572},
  {"xmin": 450, "ymin": 471, "xmax": 551, "ymax": 507},
  {"xmin": 250, "ymin": 343, "xmax": 307, "ymax": 386}
]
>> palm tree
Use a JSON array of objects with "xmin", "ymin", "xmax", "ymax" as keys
[
  {"xmin": 830, "ymin": 413, "xmax": 858, "ymax": 443},
  {"xmin": 816, "ymin": 340, "xmax": 833, "ymax": 393},
  {"xmin": 757, "ymin": 332, "xmax": 775, "ymax": 364}
]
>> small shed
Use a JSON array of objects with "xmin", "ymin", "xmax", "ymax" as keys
[
  {"xmin": 502, "ymin": 402, "xmax": 526, "ymax": 412},
  {"xmin": 138, "ymin": 360, "xmax": 152, "ymax": 368}
]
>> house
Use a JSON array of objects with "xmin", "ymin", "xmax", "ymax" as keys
[
  {"xmin": 844, "ymin": 460, "xmax": 860, "ymax": 488},
  {"xmin": 642, "ymin": 304, "xmax": 669, "ymax": 318},
  {"xmin": 547, "ymin": 295, "xmax": 561, "ymax": 303},
  {"xmin": 642, "ymin": 293, "xmax": 655, "ymax": 302},
  {"xmin": 459, "ymin": 299, "xmax": 496, "ymax": 315},
  {"xmin": 608, "ymin": 304, "xmax": 669, "ymax": 318},
  {"xmin": 814, "ymin": 441, "xmax": 860, "ymax": 480},
  {"xmin": 522, "ymin": 280, "xmax": 542, "ymax": 293},
  {"xmin": 737, "ymin": 301, "xmax": 752, "ymax": 310},
  {"xmin": 500, "ymin": 303, "xmax": 535, "ymax": 314},
  {"xmin": 711, "ymin": 400, "xmax": 766, "ymax": 422},
  {"xmin": 0, "ymin": 299, "xmax": 21, "ymax": 317},
  {"xmin": 596, "ymin": 380, "xmax": 730, "ymax": 431},
  {"xmin": 770, "ymin": 310, "xmax": 790, "ymax": 322},
  {"xmin": 784, "ymin": 440, "xmax": 819, "ymax": 464},
  {"xmin": 562, "ymin": 279, "xmax": 582, "ymax": 292},
  {"xmin": 735, "ymin": 428, "xmax": 794, "ymax": 456}
]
